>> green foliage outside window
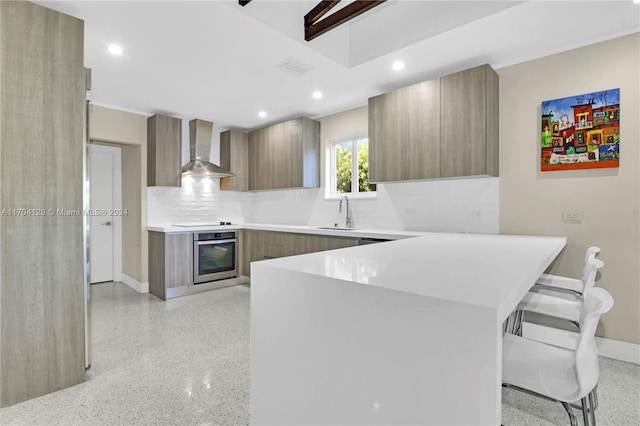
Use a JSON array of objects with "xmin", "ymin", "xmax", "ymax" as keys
[
  {"xmin": 335, "ymin": 144, "xmax": 352, "ymax": 194},
  {"xmin": 357, "ymin": 142, "xmax": 376, "ymax": 192},
  {"xmin": 334, "ymin": 139, "xmax": 376, "ymax": 195}
]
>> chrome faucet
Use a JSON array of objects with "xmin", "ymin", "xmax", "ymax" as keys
[{"xmin": 338, "ymin": 195, "xmax": 352, "ymax": 228}]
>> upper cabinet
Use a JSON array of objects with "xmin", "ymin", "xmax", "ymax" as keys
[
  {"xmin": 220, "ymin": 130, "xmax": 249, "ymax": 191},
  {"xmin": 147, "ymin": 114, "xmax": 182, "ymax": 187},
  {"xmin": 440, "ymin": 64, "xmax": 498, "ymax": 177},
  {"xmin": 248, "ymin": 117, "xmax": 320, "ymax": 191},
  {"xmin": 369, "ymin": 79, "xmax": 441, "ymax": 182},
  {"xmin": 369, "ymin": 64, "xmax": 498, "ymax": 182}
]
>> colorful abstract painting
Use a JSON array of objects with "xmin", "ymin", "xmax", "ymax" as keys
[{"xmin": 541, "ymin": 89, "xmax": 620, "ymax": 171}]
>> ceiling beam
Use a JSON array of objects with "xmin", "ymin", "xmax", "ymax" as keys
[
  {"xmin": 305, "ymin": 0, "xmax": 387, "ymax": 42},
  {"xmin": 305, "ymin": 1, "xmax": 342, "ymax": 28},
  {"xmin": 239, "ymin": 0, "xmax": 252, "ymax": 6}
]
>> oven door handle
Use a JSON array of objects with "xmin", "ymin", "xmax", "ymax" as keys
[{"xmin": 196, "ymin": 239, "xmax": 237, "ymax": 245}]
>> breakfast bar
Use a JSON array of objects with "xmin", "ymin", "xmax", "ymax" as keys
[{"xmin": 250, "ymin": 232, "xmax": 567, "ymax": 425}]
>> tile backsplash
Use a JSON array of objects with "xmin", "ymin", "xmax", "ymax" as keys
[{"xmin": 148, "ymin": 176, "xmax": 498, "ymax": 233}]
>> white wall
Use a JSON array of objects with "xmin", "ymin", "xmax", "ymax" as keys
[
  {"xmin": 247, "ymin": 179, "xmax": 498, "ymax": 233},
  {"xmin": 90, "ymin": 104, "xmax": 149, "ymax": 283},
  {"xmin": 498, "ymin": 33, "xmax": 639, "ymax": 344},
  {"xmin": 147, "ymin": 179, "xmax": 249, "ymax": 225}
]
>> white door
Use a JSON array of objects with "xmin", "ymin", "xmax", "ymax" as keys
[{"xmin": 90, "ymin": 144, "xmax": 122, "ymax": 283}]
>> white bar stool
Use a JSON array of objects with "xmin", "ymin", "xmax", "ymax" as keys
[{"xmin": 502, "ymin": 288, "xmax": 613, "ymax": 426}]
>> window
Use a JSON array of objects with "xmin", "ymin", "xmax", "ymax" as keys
[{"xmin": 330, "ymin": 136, "xmax": 376, "ymax": 198}]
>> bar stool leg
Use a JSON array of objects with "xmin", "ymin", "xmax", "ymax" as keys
[{"xmin": 561, "ymin": 401, "xmax": 578, "ymax": 426}]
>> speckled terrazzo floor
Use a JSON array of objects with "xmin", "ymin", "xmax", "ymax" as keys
[
  {"xmin": 502, "ymin": 355, "xmax": 640, "ymax": 426},
  {"xmin": 0, "ymin": 281, "xmax": 638, "ymax": 425},
  {"xmin": 0, "ymin": 282, "xmax": 250, "ymax": 425}
]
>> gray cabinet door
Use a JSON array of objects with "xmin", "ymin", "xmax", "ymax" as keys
[
  {"xmin": 369, "ymin": 90, "xmax": 403, "ymax": 182},
  {"xmin": 440, "ymin": 64, "xmax": 498, "ymax": 177},
  {"xmin": 269, "ymin": 121, "xmax": 288, "ymax": 189},
  {"xmin": 400, "ymin": 79, "xmax": 441, "ymax": 180},
  {"xmin": 282, "ymin": 119, "xmax": 303, "ymax": 189},
  {"xmin": 369, "ymin": 80, "xmax": 441, "ymax": 182},
  {"xmin": 220, "ymin": 130, "xmax": 249, "ymax": 191},
  {"xmin": 251, "ymin": 123, "xmax": 284, "ymax": 190},
  {"xmin": 240, "ymin": 230, "xmax": 261, "ymax": 276},
  {"xmin": 242, "ymin": 231, "xmax": 359, "ymax": 277},
  {"xmin": 369, "ymin": 64, "xmax": 498, "ymax": 182},
  {"xmin": 248, "ymin": 118, "xmax": 320, "ymax": 191},
  {"xmin": 248, "ymin": 127, "xmax": 267, "ymax": 190},
  {"xmin": 148, "ymin": 232, "xmax": 192, "ymax": 300},
  {"xmin": 147, "ymin": 114, "xmax": 182, "ymax": 187}
]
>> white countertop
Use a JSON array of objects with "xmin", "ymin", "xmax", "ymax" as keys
[
  {"xmin": 258, "ymin": 232, "xmax": 567, "ymax": 318},
  {"xmin": 147, "ymin": 222, "xmax": 423, "ymax": 240},
  {"xmin": 249, "ymin": 231, "xmax": 567, "ymax": 424}
]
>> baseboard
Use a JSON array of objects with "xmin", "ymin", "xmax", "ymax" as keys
[
  {"xmin": 594, "ymin": 335, "xmax": 640, "ymax": 364},
  {"xmin": 121, "ymin": 273, "xmax": 149, "ymax": 294},
  {"xmin": 522, "ymin": 322, "xmax": 640, "ymax": 364}
]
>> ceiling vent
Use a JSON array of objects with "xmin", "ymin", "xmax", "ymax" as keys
[{"xmin": 276, "ymin": 57, "xmax": 314, "ymax": 76}]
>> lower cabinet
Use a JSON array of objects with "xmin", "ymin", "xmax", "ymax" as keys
[
  {"xmin": 148, "ymin": 231, "xmax": 193, "ymax": 300},
  {"xmin": 149, "ymin": 230, "xmax": 362, "ymax": 292},
  {"xmin": 240, "ymin": 230, "xmax": 359, "ymax": 277}
]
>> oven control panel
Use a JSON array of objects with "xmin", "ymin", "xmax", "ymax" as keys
[{"xmin": 194, "ymin": 231, "xmax": 236, "ymax": 241}]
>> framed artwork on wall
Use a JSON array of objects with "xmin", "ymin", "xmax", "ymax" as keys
[{"xmin": 541, "ymin": 88, "xmax": 620, "ymax": 171}]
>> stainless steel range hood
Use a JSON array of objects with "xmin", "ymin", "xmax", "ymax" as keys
[{"xmin": 182, "ymin": 119, "xmax": 235, "ymax": 177}]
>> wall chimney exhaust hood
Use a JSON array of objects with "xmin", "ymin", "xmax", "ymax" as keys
[{"xmin": 182, "ymin": 119, "xmax": 235, "ymax": 177}]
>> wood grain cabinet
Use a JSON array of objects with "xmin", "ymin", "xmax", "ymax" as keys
[
  {"xmin": 148, "ymin": 232, "xmax": 192, "ymax": 300},
  {"xmin": 1, "ymin": 0, "xmax": 85, "ymax": 407},
  {"xmin": 440, "ymin": 64, "xmax": 498, "ymax": 177},
  {"xmin": 147, "ymin": 114, "xmax": 182, "ymax": 187},
  {"xmin": 248, "ymin": 118, "xmax": 320, "ymax": 191},
  {"xmin": 369, "ymin": 64, "xmax": 498, "ymax": 182},
  {"xmin": 283, "ymin": 233, "xmax": 359, "ymax": 257},
  {"xmin": 239, "ymin": 230, "xmax": 261, "ymax": 277},
  {"xmin": 220, "ymin": 130, "xmax": 249, "ymax": 191},
  {"xmin": 369, "ymin": 79, "xmax": 441, "ymax": 182},
  {"xmin": 240, "ymin": 231, "xmax": 358, "ymax": 276}
]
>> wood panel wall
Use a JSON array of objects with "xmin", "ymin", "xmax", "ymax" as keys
[{"xmin": 1, "ymin": 0, "xmax": 85, "ymax": 407}]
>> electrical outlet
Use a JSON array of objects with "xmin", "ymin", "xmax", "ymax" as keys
[
  {"xmin": 467, "ymin": 210, "xmax": 481, "ymax": 218},
  {"xmin": 563, "ymin": 210, "xmax": 583, "ymax": 222}
]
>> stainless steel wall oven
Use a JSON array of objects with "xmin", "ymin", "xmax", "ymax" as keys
[{"xmin": 193, "ymin": 231, "xmax": 238, "ymax": 284}]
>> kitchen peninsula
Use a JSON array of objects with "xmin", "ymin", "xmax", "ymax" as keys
[{"xmin": 250, "ymin": 232, "xmax": 566, "ymax": 425}]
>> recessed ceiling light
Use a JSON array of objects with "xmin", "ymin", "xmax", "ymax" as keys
[
  {"xmin": 634, "ymin": 0, "xmax": 640, "ymax": 4},
  {"xmin": 313, "ymin": 91, "xmax": 323, "ymax": 99},
  {"xmin": 108, "ymin": 44, "xmax": 123, "ymax": 55},
  {"xmin": 392, "ymin": 61, "xmax": 405, "ymax": 71},
  {"xmin": 258, "ymin": 111, "xmax": 267, "ymax": 118}
]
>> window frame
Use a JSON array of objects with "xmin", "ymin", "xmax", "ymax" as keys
[{"xmin": 328, "ymin": 135, "xmax": 376, "ymax": 200}]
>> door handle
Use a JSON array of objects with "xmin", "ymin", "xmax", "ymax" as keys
[{"xmin": 101, "ymin": 221, "xmax": 112, "ymax": 226}]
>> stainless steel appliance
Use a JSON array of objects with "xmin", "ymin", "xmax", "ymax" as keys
[
  {"xmin": 182, "ymin": 119, "xmax": 235, "ymax": 177},
  {"xmin": 193, "ymin": 231, "xmax": 238, "ymax": 284}
]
